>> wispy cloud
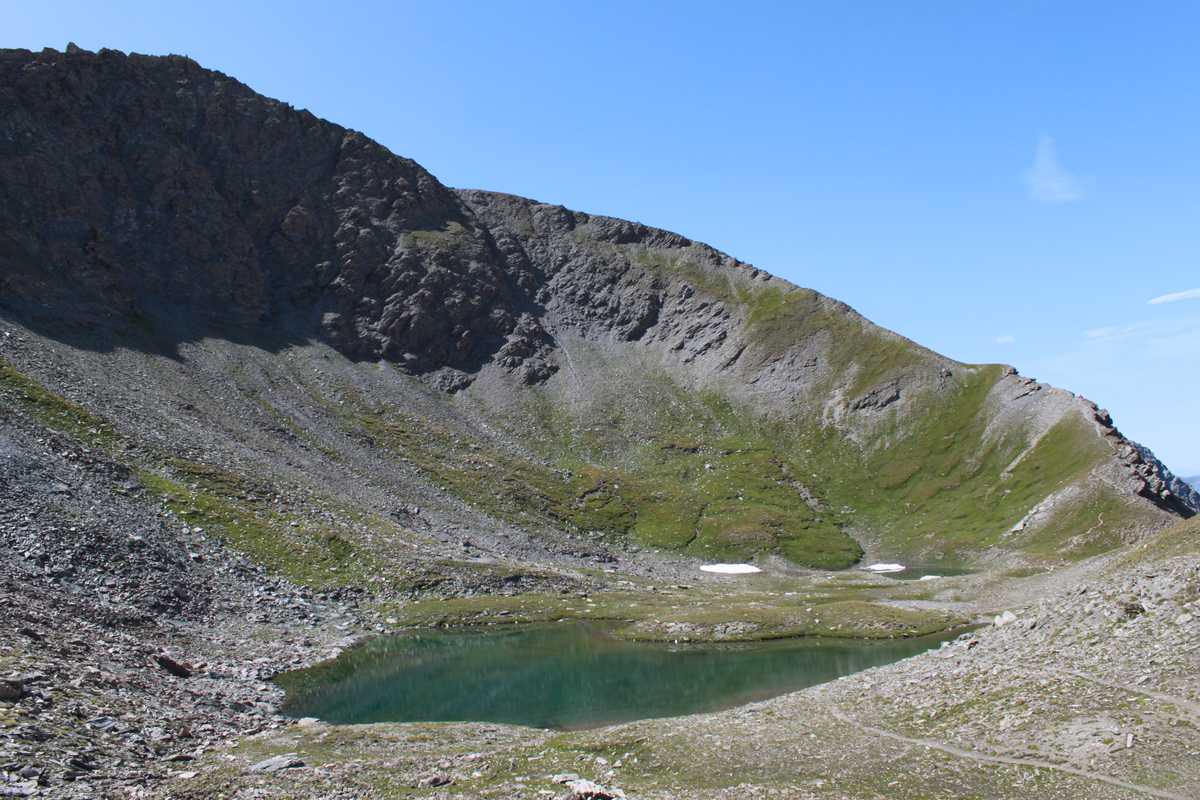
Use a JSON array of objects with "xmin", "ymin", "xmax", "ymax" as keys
[
  {"xmin": 1148, "ymin": 288, "xmax": 1200, "ymax": 305},
  {"xmin": 1084, "ymin": 326, "xmax": 1117, "ymax": 340},
  {"xmin": 1024, "ymin": 134, "xmax": 1083, "ymax": 205},
  {"xmin": 1084, "ymin": 323, "xmax": 1149, "ymax": 342},
  {"xmin": 1083, "ymin": 317, "xmax": 1200, "ymax": 345},
  {"xmin": 994, "ymin": 335, "xmax": 1016, "ymax": 344}
]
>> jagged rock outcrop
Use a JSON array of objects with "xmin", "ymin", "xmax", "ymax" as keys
[
  {"xmin": 1130, "ymin": 443, "xmax": 1200, "ymax": 514},
  {"xmin": 1071, "ymin": 395, "xmax": 1200, "ymax": 516}
]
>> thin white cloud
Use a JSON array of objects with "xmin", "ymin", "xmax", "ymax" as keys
[
  {"xmin": 1024, "ymin": 135, "xmax": 1083, "ymax": 205},
  {"xmin": 994, "ymin": 335, "xmax": 1016, "ymax": 344},
  {"xmin": 1085, "ymin": 323, "xmax": 1147, "ymax": 342},
  {"xmin": 1083, "ymin": 318, "xmax": 1200, "ymax": 344},
  {"xmin": 1148, "ymin": 288, "xmax": 1200, "ymax": 305}
]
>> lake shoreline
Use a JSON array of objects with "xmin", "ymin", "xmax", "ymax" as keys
[{"xmin": 275, "ymin": 622, "xmax": 966, "ymax": 729}]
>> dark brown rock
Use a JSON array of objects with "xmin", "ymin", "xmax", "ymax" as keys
[
  {"xmin": 0, "ymin": 677, "xmax": 24, "ymax": 701},
  {"xmin": 154, "ymin": 654, "xmax": 192, "ymax": 678}
]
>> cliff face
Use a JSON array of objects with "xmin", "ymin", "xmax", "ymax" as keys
[
  {"xmin": 0, "ymin": 46, "xmax": 558, "ymax": 385},
  {"xmin": 0, "ymin": 46, "xmax": 1193, "ymax": 571}
]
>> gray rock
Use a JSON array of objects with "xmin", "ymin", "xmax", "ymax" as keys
[
  {"xmin": 562, "ymin": 779, "xmax": 626, "ymax": 800},
  {"xmin": 248, "ymin": 754, "xmax": 305, "ymax": 773}
]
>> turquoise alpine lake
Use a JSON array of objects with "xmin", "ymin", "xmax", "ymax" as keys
[{"xmin": 277, "ymin": 624, "xmax": 961, "ymax": 729}]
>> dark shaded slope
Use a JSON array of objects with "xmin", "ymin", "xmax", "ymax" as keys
[{"xmin": 0, "ymin": 46, "xmax": 554, "ymax": 385}]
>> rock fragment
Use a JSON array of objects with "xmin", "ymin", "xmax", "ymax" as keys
[
  {"xmin": 154, "ymin": 654, "xmax": 193, "ymax": 678},
  {"xmin": 420, "ymin": 772, "xmax": 453, "ymax": 787},
  {"xmin": 561, "ymin": 778, "xmax": 626, "ymax": 799},
  {"xmin": 248, "ymin": 754, "xmax": 305, "ymax": 773},
  {"xmin": 0, "ymin": 678, "xmax": 25, "ymax": 701}
]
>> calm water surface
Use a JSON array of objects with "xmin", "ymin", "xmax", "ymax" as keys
[
  {"xmin": 886, "ymin": 566, "xmax": 973, "ymax": 581},
  {"xmin": 278, "ymin": 624, "xmax": 958, "ymax": 729}
]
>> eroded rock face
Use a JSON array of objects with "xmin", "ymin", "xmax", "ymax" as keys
[
  {"xmin": 1076, "ymin": 394, "xmax": 1200, "ymax": 516},
  {"xmin": 0, "ymin": 46, "xmax": 554, "ymax": 385},
  {"xmin": 1130, "ymin": 443, "xmax": 1200, "ymax": 515}
]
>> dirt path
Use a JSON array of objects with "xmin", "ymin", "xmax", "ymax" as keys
[
  {"xmin": 1029, "ymin": 663, "xmax": 1200, "ymax": 722},
  {"xmin": 823, "ymin": 705, "xmax": 1191, "ymax": 800}
]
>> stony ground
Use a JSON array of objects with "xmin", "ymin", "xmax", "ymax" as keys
[
  {"xmin": 1, "ymin": 325, "xmax": 1197, "ymax": 798},
  {"xmin": 148, "ymin": 541, "xmax": 1200, "ymax": 800},
  {"xmin": 3, "ymin": 413, "xmax": 1195, "ymax": 800},
  {"xmin": 0, "ymin": 410, "xmax": 374, "ymax": 798},
  {"xmin": 1, "ymin": 318, "xmax": 1197, "ymax": 799}
]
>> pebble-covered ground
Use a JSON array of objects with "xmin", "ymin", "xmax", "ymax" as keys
[
  {"xmin": 1, "ymin": 323, "xmax": 1196, "ymax": 799},
  {"xmin": 2, "ymin": 380, "xmax": 1198, "ymax": 798},
  {"xmin": 0, "ymin": 414, "xmax": 372, "ymax": 798},
  {"xmin": 155, "ymin": 543, "xmax": 1200, "ymax": 800}
]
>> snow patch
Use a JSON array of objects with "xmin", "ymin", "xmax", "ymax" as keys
[
  {"xmin": 918, "ymin": 574, "xmax": 941, "ymax": 581},
  {"xmin": 864, "ymin": 563, "xmax": 906, "ymax": 573},
  {"xmin": 700, "ymin": 563, "xmax": 762, "ymax": 574}
]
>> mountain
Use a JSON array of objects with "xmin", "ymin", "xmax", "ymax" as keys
[
  {"xmin": 1, "ymin": 45, "xmax": 1193, "ymax": 574},
  {"xmin": 2, "ymin": 46, "xmax": 1199, "ymax": 798}
]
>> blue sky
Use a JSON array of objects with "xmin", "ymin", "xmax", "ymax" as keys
[{"xmin": 10, "ymin": 2, "xmax": 1199, "ymax": 475}]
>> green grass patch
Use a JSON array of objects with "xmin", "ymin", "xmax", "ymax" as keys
[
  {"xmin": 0, "ymin": 356, "xmax": 123, "ymax": 451},
  {"xmin": 381, "ymin": 588, "xmax": 966, "ymax": 642},
  {"xmin": 1019, "ymin": 484, "xmax": 1156, "ymax": 559},
  {"xmin": 799, "ymin": 370, "xmax": 1125, "ymax": 560},
  {"xmin": 632, "ymin": 248, "xmax": 925, "ymax": 394},
  {"xmin": 343, "ymin": 386, "xmax": 863, "ymax": 568},
  {"xmin": 1112, "ymin": 515, "xmax": 1200, "ymax": 567},
  {"xmin": 138, "ymin": 460, "xmax": 385, "ymax": 589}
]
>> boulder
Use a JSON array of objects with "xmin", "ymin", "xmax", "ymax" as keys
[
  {"xmin": 562, "ymin": 779, "xmax": 626, "ymax": 800},
  {"xmin": 248, "ymin": 753, "xmax": 305, "ymax": 773}
]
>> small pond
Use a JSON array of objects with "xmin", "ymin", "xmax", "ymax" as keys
[
  {"xmin": 886, "ymin": 566, "xmax": 974, "ymax": 581},
  {"xmin": 278, "ymin": 624, "xmax": 959, "ymax": 729}
]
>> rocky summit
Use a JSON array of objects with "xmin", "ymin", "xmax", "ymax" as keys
[{"xmin": 1, "ymin": 46, "xmax": 1198, "ymax": 800}]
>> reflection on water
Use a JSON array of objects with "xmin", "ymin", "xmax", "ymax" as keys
[{"xmin": 278, "ymin": 624, "xmax": 958, "ymax": 729}]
